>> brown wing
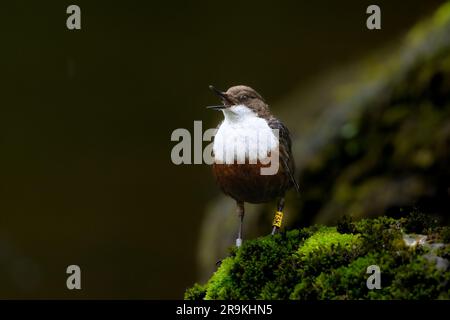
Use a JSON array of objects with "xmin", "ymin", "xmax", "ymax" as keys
[{"xmin": 267, "ymin": 117, "xmax": 300, "ymax": 193}]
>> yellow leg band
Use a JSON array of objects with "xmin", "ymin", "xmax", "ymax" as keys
[{"xmin": 272, "ymin": 211, "xmax": 283, "ymax": 228}]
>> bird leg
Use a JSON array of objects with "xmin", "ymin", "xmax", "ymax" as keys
[
  {"xmin": 236, "ymin": 201, "xmax": 245, "ymax": 247},
  {"xmin": 271, "ymin": 197, "xmax": 285, "ymax": 235}
]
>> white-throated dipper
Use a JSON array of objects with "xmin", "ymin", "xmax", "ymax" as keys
[{"xmin": 207, "ymin": 85, "xmax": 299, "ymax": 247}]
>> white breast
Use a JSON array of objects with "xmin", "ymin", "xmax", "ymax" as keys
[{"xmin": 213, "ymin": 105, "xmax": 279, "ymax": 164}]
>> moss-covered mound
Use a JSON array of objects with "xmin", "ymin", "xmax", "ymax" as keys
[
  {"xmin": 197, "ymin": 3, "xmax": 450, "ymax": 282},
  {"xmin": 186, "ymin": 214, "xmax": 450, "ymax": 300}
]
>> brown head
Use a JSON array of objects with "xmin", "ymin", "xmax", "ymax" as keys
[{"xmin": 207, "ymin": 85, "xmax": 271, "ymax": 119}]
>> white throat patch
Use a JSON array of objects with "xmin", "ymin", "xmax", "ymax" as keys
[{"xmin": 213, "ymin": 105, "xmax": 279, "ymax": 164}]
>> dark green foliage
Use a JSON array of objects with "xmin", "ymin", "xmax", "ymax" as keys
[
  {"xmin": 337, "ymin": 215, "xmax": 357, "ymax": 234},
  {"xmin": 184, "ymin": 283, "xmax": 207, "ymax": 300},
  {"xmin": 403, "ymin": 209, "xmax": 439, "ymax": 234},
  {"xmin": 354, "ymin": 216, "xmax": 403, "ymax": 252},
  {"xmin": 186, "ymin": 215, "xmax": 450, "ymax": 300},
  {"xmin": 441, "ymin": 226, "xmax": 450, "ymax": 243}
]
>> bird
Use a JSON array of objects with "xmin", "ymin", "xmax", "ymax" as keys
[{"xmin": 207, "ymin": 85, "xmax": 299, "ymax": 247}]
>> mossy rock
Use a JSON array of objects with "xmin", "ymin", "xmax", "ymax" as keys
[
  {"xmin": 186, "ymin": 215, "xmax": 450, "ymax": 300},
  {"xmin": 197, "ymin": 2, "xmax": 450, "ymax": 282}
]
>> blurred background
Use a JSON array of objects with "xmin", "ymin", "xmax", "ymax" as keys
[{"xmin": 0, "ymin": 0, "xmax": 448, "ymax": 298}]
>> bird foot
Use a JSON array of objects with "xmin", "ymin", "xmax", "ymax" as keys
[{"xmin": 271, "ymin": 226, "xmax": 279, "ymax": 235}]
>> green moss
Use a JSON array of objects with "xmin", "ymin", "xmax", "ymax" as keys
[
  {"xmin": 354, "ymin": 216, "xmax": 403, "ymax": 252},
  {"xmin": 187, "ymin": 215, "xmax": 450, "ymax": 300},
  {"xmin": 440, "ymin": 227, "xmax": 450, "ymax": 243},
  {"xmin": 336, "ymin": 215, "xmax": 357, "ymax": 234},
  {"xmin": 297, "ymin": 227, "xmax": 360, "ymax": 257},
  {"xmin": 303, "ymin": 253, "xmax": 383, "ymax": 299},
  {"xmin": 204, "ymin": 257, "xmax": 236, "ymax": 300},
  {"xmin": 403, "ymin": 209, "xmax": 438, "ymax": 234},
  {"xmin": 184, "ymin": 283, "xmax": 207, "ymax": 300},
  {"xmin": 296, "ymin": 227, "xmax": 363, "ymax": 277},
  {"xmin": 383, "ymin": 255, "xmax": 450, "ymax": 299}
]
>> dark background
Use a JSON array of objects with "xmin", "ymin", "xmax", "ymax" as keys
[{"xmin": 0, "ymin": 0, "xmax": 444, "ymax": 298}]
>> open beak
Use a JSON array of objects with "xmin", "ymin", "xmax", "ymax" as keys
[
  {"xmin": 207, "ymin": 85, "xmax": 232, "ymax": 110},
  {"xmin": 206, "ymin": 105, "xmax": 226, "ymax": 110}
]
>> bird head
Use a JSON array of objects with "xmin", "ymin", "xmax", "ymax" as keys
[{"xmin": 207, "ymin": 85, "xmax": 270, "ymax": 120}]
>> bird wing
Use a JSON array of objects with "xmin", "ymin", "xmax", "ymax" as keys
[{"xmin": 267, "ymin": 117, "xmax": 300, "ymax": 193}]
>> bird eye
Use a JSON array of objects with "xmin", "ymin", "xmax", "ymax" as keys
[{"xmin": 240, "ymin": 95, "xmax": 249, "ymax": 100}]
